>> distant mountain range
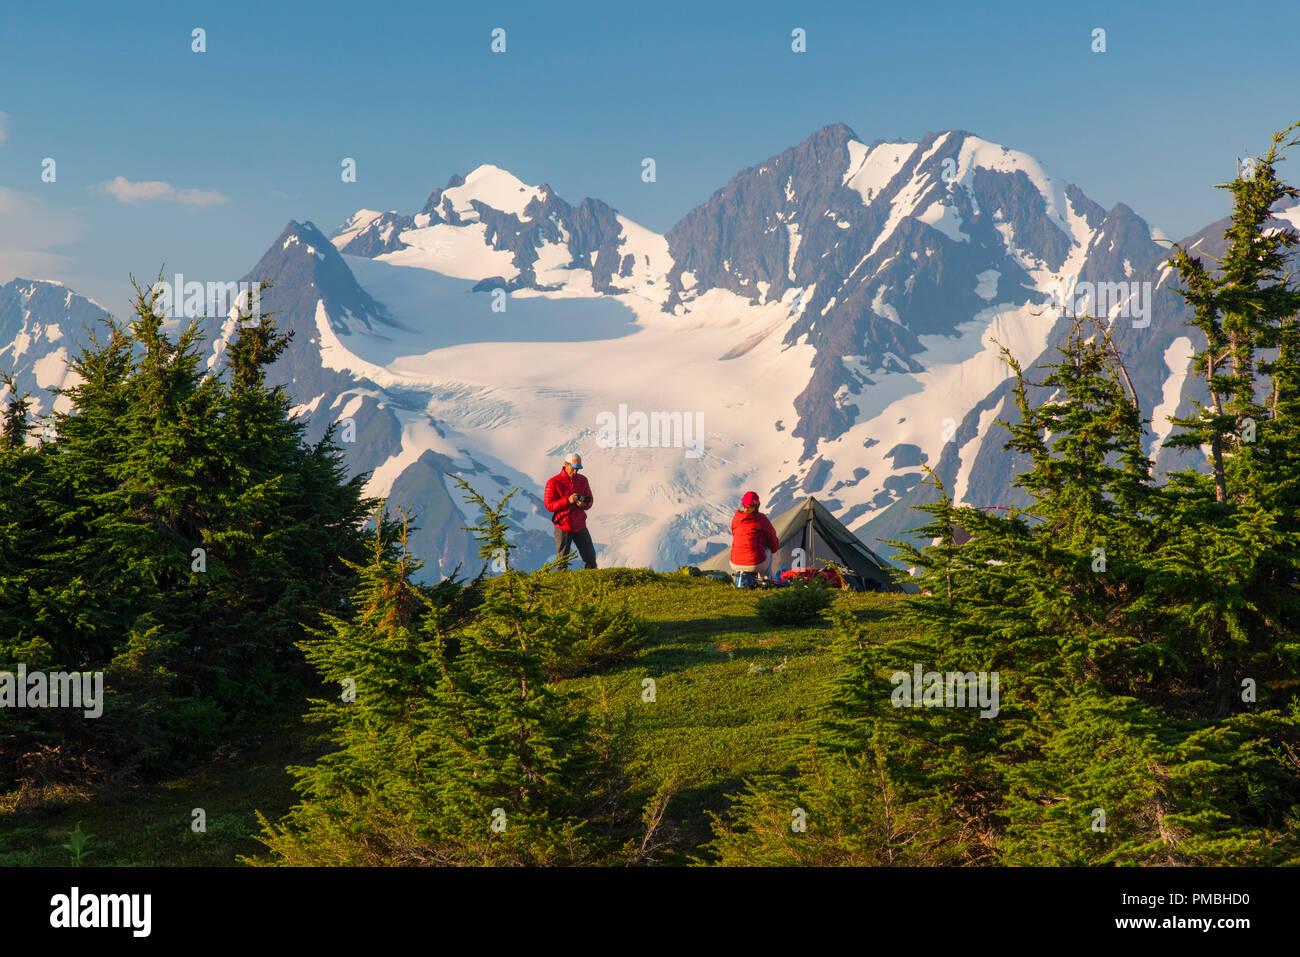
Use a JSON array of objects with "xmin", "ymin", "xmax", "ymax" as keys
[{"xmin": 5, "ymin": 123, "xmax": 1299, "ymax": 578}]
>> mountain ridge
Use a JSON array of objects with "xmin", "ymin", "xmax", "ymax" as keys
[{"xmin": 8, "ymin": 124, "xmax": 1296, "ymax": 578}]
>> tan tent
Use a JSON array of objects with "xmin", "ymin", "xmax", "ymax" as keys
[{"xmin": 699, "ymin": 496, "xmax": 897, "ymax": 590}]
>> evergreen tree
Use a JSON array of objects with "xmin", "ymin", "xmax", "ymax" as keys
[
  {"xmin": 1160, "ymin": 124, "xmax": 1300, "ymax": 718},
  {"xmin": 0, "ymin": 376, "xmax": 61, "ymax": 781},
  {"xmin": 1, "ymin": 274, "xmax": 382, "ymax": 791}
]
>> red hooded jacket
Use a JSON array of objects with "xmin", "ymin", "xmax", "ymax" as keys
[
  {"xmin": 544, "ymin": 470, "xmax": 594, "ymax": 532},
  {"xmin": 730, "ymin": 509, "xmax": 779, "ymax": 566}
]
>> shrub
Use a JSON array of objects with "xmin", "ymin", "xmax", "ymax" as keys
[
  {"xmin": 543, "ymin": 598, "xmax": 653, "ymax": 680},
  {"xmin": 587, "ymin": 567, "xmax": 665, "ymax": 588},
  {"xmin": 475, "ymin": 572, "xmax": 652, "ymax": 679},
  {"xmin": 538, "ymin": 575, "xmax": 652, "ymax": 679},
  {"xmin": 755, "ymin": 580, "xmax": 833, "ymax": 626}
]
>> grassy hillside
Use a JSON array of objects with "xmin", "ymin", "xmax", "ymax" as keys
[{"xmin": 0, "ymin": 570, "xmax": 907, "ymax": 866}]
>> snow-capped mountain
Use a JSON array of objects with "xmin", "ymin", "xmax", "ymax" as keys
[
  {"xmin": 7, "ymin": 124, "xmax": 1298, "ymax": 578},
  {"xmin": 0, "ymin": 278, "xmax": 111, "ymax": 436},
  {"xmin": 303, "ymin": 122, "xmax": 1184, "ymax": 572}
]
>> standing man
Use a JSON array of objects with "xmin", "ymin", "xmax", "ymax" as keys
[{"xmin": 544, "ymin": 452, "xmax": 597, "ymax": 569}]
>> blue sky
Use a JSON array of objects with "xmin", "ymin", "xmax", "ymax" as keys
[{"xmin": 1, "ymin": 0, "xmax": 1296, "ymax": 313}]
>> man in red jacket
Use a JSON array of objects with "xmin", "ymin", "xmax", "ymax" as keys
[
  {"xmin": 544, "ymin": 452, "xmax": 597, "ymax": 569},
  {"xmin": 730, "ymin": 490, "xmax": 780, "ymax": 577}
]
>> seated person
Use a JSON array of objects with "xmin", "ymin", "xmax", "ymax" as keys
[{"xmin": 729, "ymin": 491, "xmax": 780, "ymax": 578}]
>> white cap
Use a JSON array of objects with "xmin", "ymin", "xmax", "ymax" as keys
[{"xmin": 564, "ymin": 452, "xmax": 583, "ymax": 469}]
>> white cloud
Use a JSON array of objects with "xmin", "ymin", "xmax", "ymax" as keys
[
  {"xmin": 0, "ymin": 186, "xmax": 84, "ymax": 280},
  {"xmin": 97, "ymin": 176, "xmax": 229, "ymax": 207}
]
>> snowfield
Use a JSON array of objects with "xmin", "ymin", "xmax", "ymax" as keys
[
  {"xmin": 317, "ymin": 261, "xmax": 820, "ymax": 568},
  {"xmin": 289, "ymin": 128, "xmax": 1182, "ymax": 570}
]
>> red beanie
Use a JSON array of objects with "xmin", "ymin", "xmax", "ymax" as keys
[{"xmin": 741, "ymin": 491, "xmax": 759, "ymax": 507}]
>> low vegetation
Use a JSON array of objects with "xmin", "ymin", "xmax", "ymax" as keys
[{"xmin": 755, "ymin": 579, "xmax": 834, "ymax": 626}]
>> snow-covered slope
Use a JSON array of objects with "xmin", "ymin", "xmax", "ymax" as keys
[{"xmin": 0, "ymin": 278, "xmax": 111, "ymax": 433}]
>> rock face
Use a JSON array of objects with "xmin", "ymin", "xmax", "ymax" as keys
[
  {"xmin": 661, "ymin": 124, "xmax": 1172, "ymax": 459},
  {"xmin": 334, "ymin": 210, "xmax": 417, "ymax": 257},
  {"xmin": 7, "ymin": 126, "xmax": 1298, "ymax": 574}
]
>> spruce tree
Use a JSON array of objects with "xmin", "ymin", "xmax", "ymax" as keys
[{"xmin": 3, "ymin": 274, "xmax": 383, "ymax": 790}]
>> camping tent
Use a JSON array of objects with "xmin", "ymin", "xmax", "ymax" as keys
[{"xmin": 699, "ymin": 496, "xmax": 897, "ymax": 590}]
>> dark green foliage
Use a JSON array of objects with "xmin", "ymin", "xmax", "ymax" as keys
[
  {"xmin": 755, "ymin": 579, "xmax": 834, "ymax": 626},
  {"xmin": 0, "ymin": 372, "xmax": 32, "ymax": 449},
  {"xmin": 0, "ymin": 276, "xmax": 382, "ymax": 793},
  {"xmin": 539, "ymin": 581, "xmax": 653, "ymax": 680},
  {"xmin": 585, "ymin": 567, "xmax": 666, "ymax": 588}
]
